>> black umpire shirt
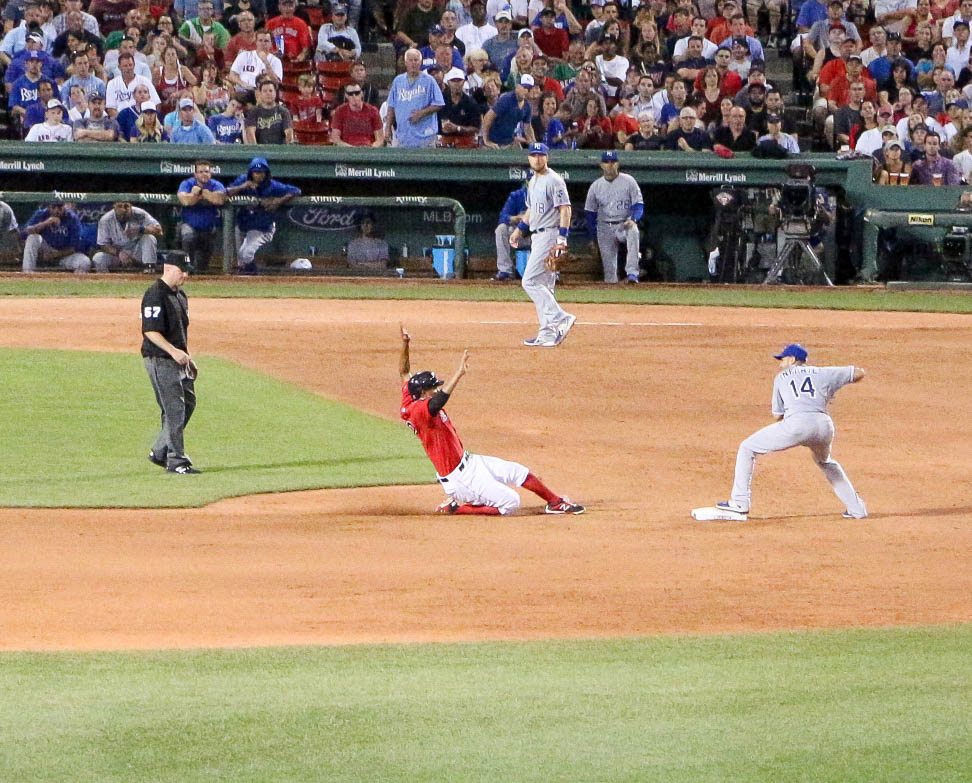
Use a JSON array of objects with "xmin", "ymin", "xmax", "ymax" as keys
[{"xmin": 141, "ymin": 278, "xmax": 189, "ymax": 358}]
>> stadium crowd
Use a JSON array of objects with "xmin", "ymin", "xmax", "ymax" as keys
[{"xmin": 3, "ymin": 0, "xmax": 972, "ymax": 180}]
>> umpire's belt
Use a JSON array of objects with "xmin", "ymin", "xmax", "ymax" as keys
[{"xmin": 437, "ymin": 451, "xmax": 470, "ymax": 483}]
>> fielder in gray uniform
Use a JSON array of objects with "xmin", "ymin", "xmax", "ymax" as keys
[
  {"xmin": 508, "ymin": 142, "xmax": 577, "ymax": 348},
  {"xmin": 716, "ymin": 343, "xmax": 868, "ymax": 519},
  {"xmin": 584, "ymin": 150, "xmax": 645, "ymax": 284}
]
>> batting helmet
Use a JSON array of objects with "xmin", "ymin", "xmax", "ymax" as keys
[{"xmin": 408, "ymin": 371, "xmax": 444, "ymax": 399}]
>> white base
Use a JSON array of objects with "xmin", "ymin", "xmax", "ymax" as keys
[{"xmin": 691, "ymin": 506, "xmax": 748, "ymax": 522}]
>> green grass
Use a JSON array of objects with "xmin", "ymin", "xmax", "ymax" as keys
[
  {"xmin": 0, "ymin": 348, "xmax": 429, "ymax": 507},
  {"xmin": 0, "ymin": 626, "xmax": 969, "ymax": 782},
  {"xmin": 3, "ymin": 276, "xmax": 972, "ymax": 312}
]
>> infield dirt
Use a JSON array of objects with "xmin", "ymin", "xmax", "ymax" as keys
[{"xmin": 0, "ymin": 297, "xmax": 969, "ymax": 651}]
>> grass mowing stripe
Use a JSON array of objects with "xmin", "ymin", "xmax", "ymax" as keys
[
  {"xmin": 0, "ymin": 348, "xmax": 429, "ymax": 507},
  {"xmin": 3, "ymin": 278, "xmax": 972, "ymax": 312},
  {"xmin": 0, "ymin": 626, "xmax": 969, "ymax": 782}
]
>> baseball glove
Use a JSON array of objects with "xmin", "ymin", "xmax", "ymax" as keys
[{"xmin": 545, "ymin": 243, "xmax": 569, "ymax": 272}]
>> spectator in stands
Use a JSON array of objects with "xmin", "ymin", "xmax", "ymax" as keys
[
  {"xmin": 923, "ymin": 67, "xmax": 956, "ymax": 113},
  {"xmin": 482, "ymin": 8, "xmax": 517, "ymax": 69},
  {"xmin": 902, "ymin": 0, "xmax": 935, "ymax": 46},
  {"xmin": 457, "ymin": 0, "xmax": 496, "ymax": 52},
  {"xmin": 244, "ymin": 78, "xmax": 293, "ymax": 143},
  {"xmin": 337, "ymin": 60, "xmax": 380, "ymax": 106},
  {"xmin": 482, "ymin": 72, "xmax": 535, "ymax": 148},
  {"xmin": 832, "ymin": 80, "xmax": 868, "ymax": 147},
  {"xmin": 396, "ymin": 0, "xmax": 442, "ymax": 54},
  {"xmin": 664, "ymin": 105, "xmax": 712, "ymax": 150},
  {"xmin": 225, "ymin": 9, "xmax": 256, "ymax": 62},
  {"xmin": 176, "ymin": 0, "xmax": 224, "ymax": 24},
  {"xmin": 531, "ymin": 90, "xmax": 566, "ymax": 148},
  {"xmin": 797, "ymin": 0, "xmax": 830, "ymax": 33},
  {"xmin": 207, "ymin": 95, "xmax": 245, "ymax": 142},
  {"xmin": 758, "ymin": 113, "xmax": 801, "ymax": 153},
  {"xmin": 114, "ymin": 82, "xmax": 149, "ymax": 137},
  {"xmin": 106, "ymin": 51, "xmax": 162, "ymax": 116},
  {"xmin": 567, "ymin": 94, "xmax": 613, "ymax": 149},
  {"xmin": 25, "ymin": 97, "xmax": 73, "ymax": 141},
  {"xmin": 153, "ymin": 44, "xmax": 197, "ymax": 115},
  {"xmin": 179, "ymin": 1, "xmax": 230, "ymax": 54},
  {"xmin": 316, "ymin": 3, "xmax": 361, "ymax": 61},
  {"xmin": 177, "ymin": 159, "xmax": 225, "ymax": 272},
  {"xmin": 129, "ymin": 100, "xmax": 169, "ymax": 140},
  {"xmin": 73, "ymin": 93, "xmax": 121, "ymax": 141},
  {"xmin": 192, "ymin": 62, "xmax": 230, "ymax": 115},
  {"xmin": 169, "ymin": 96, "xmax": 216, "ymax": 142},
  {"xmin": 422, "ymin": 24, "xmax": 463, "ymax": 71},
  {"xmin": 807, "ymin": 0, "xmax": 861, "ymax": 58},
  {"xmin": 224, "ymin": 0, "xmax": 264, "ymax": 34},
  {"xmin": 384, "ymin": 47, "xmax": 444, "ymax": 148},
  {"xmin": 22, "ymin": 77, "xmax": 58, "ymax": 130},
  {"xmin": 862, "ymin": 25, "xmax": 890, "ymax": 68},
  {"xmin": 596, "ymin": 33, "xmax": 629, "ymax": 108},
  {"xmin": 5, "ymin": 32, "xmax": 62, "ymax": 89},
  {"xmin": 92, "ymin": 200, "xmax": 161, "ymax": 270},
  {"xmin": 331, "ymin": 82, "xmax": 384, "ymax": 146},
  {"xmin": 874, "ymin": 45, "xmax": 917, "ymax": 99},
  {"xmin": 21, "ymin": 198, "xmax": 91, "ymax": 273},
  {"xmin": 624, "ymin": 111, "xmax": 662, "ymax": 149},
  {"xmin": 942, "ymin": 0, "xmax": 972, "ymax": 43},
  {"xmin": 225, "ymin": 157, "xmax": 300, "ymax": 275},
  {"xmin": 60, "ymin": 52, "xmax": 106, "ymax": 106},
  {"xmin": 875, "ymin": 0, "xmax": 920, "ymax": 39},
  {"xmin": 106, "ymin": 36, "xmax": 151, "ymax": 79},
  {"xmin": 439, "ymin": 9, "xmax": 466, "ymax": 55},
  {"xmin": 346, "ymin": 213, "xmax": 391, "ymax": 273},
  {"xmin": 439, "ymin": 67, "xmax": 482, "ymax": 140},
  {"xmin": 53, "ymin": 0, "xmax": 100, "ymax": 37},
  {"xmin": 946, "ymin": 21, "xmax": 972, "ymax": 76},
  {"xmin": 0, "ymin": 2, "xmax": 47, "ymax": 66},
  {"xmin": 228, "ymin": 29, "xmax": 282, "ymax": 95},
  {"xmin": 672, "ymin": 16, "xmax": 716, "ymax": 63},
  {"xmin": 912, "ymin": 130, "xmax": 964, "ymax": 181},
  {"xmin": 718, "ymin": 15, "xmax": 764, "ymax": 63},
  {"xmin": 877, "ymin": 137, "xmax": 913, "ymax": 182},
  {"xmin": 533, "ymin": 7, "xmax": 568, "ymax": 60},
  {"xmin": 916, "ymin": 44, "xmax": 952, "ymax": 89},
  {"xmin": 659, "ymin": 78, "xmax": 690, "ymax": 130},
  {"xmin": 713, "ymin": 104, "xmax": 756, "ymax": 150},
  {"xmin": 562, "ymin": 66, "xmax": 608, "ymax": 120},
  {"xmin": 951, "ymin": 124, "xmax": 972, "ymax": 178},
  {"xmin": 291, "ymin": 72, "xmax": 324, "ymax": 122},
  {"xmin": 676, "ymin": 35, "xmax": 710, "ymax": 85}
]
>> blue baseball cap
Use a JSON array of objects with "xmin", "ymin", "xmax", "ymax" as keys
[
  {"xmin": 601, "ymin": 150, "xmax": 618, "ymax": 162},
  {"xmin": 528, "ymin": 142, "xmax": 549, "ymax": 155},
  {"xmin": 774, "ymin": 343, "xmax": 808, "ymax": 361}
]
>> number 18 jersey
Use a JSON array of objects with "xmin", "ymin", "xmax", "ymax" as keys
[{"xmin": 772, "ymin": 365, "xmax": 856, "ymax": 418}]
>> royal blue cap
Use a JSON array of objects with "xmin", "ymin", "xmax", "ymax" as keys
[
  {"xmin": 528, "ymin": 142, "xmax": 549, "ymax": 155},
  {"xmin": 774, "ymin": 343, "xmax": 808, "ymax": 361},
  {"xmin": 601, "ymin": 150, "xmax": 618, "ymax": 162}
]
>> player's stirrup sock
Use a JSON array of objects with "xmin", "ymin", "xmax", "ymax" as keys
[
  {"xmin": 453, "ymin": 504, "xmax": 501, "ymax": 515},
  {"xmin": 522, "ymin": 473, "xmax": 559, "ymax": 504}
]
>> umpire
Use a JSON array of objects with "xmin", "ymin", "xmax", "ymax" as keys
[
  {"xmin": 141, "ymin": 251, "xmax": 200, "ymax": 475},
  {"xmin": 584, "ymin": 150, "xmax": 645, "ymax": 284}
]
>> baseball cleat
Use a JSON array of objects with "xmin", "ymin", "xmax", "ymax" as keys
[
  {"xmin": 842, "ymin": 511, "xmax": 868, "ymax": 519},
  {"xmin": 716, "ymin": 500, "xmax": 749, "ymax": 514},
  {"xmin": 493, "ymin": 271, "xmax": 512, "ymax": 281},
  {"xmin": 545, "ymin": 498, "xmax": 585, "ymax": 515},
  {"xmin": 167, "ymin": 464, "xmax": 201, "ymax": 475},
  {"xmin": 554, "ymin": 313, "xmax": 577, "ymax": 346},
  {"xmin": 625, "ymin": 274, "xmax": 639, "ymax": 284},
  {"xmin": 435, "ymin": 499, "xmax": 459, "ymax": 514},
  {"xmin": 523, "ymin": 336, "xmax": 558, "ymax": 347}
]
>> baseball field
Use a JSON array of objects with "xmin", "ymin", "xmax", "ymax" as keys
[{"xmin": 1, "ymin": 277, "xmax": 970, "ymax": 782}]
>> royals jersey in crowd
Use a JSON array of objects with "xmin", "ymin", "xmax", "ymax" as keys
[
  {"xmin": 400, "ymin": 381, "xmax": 464, "ymax": 476},
  {"xmin": 772, "ymin": 365, "xmax": 856, "ymax": 418}
]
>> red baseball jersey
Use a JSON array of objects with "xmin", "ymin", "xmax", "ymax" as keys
[{"xmin": 400, "ymin": 381, "xmax": 464, "ymax": 476}]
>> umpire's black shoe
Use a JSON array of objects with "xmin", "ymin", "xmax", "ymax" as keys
[
  {"xmin": 148, "ymin": 450, "xmax": 167, "ymax": 468},
  {"xmin": 167, "ymin": 464, "xmax": 202, "ymax": 475}
]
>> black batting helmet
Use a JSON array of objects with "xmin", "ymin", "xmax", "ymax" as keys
[{"xmin": 408, "ymin": 371, "xmax": 444, "ymax": 399}]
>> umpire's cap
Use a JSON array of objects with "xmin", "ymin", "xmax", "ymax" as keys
[
  {"xmin": 408, "ymin": 370, "xmax": 444, "ymax": 399},
  {"xmin": 158, "ymin": 249, "xmax": 195, "ymax": 273}
]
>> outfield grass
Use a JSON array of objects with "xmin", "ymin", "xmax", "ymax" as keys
[
  {"xmin": 0, "ymin": 625, "xmax": 968, "ymax": 782},
  {"xmin": 2, "ymin": 277, "xmax": 972, "ymax": 312},
  {"xmin": 1, "ymin": 348, "xmax": 429, "ymax": 507}
]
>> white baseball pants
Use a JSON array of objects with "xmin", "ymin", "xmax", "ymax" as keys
[
  {"xmin": 22, "ymin": 235, "xmax": 91, "ymax": 273},
  {"xmin": 236, "ymin": 226, "xmax": 276, "ymax": 265},
  {"xmin": 596, "ymin": 221, "xmax": 640, "ymax": 283},
  {"xmin": 437, "ymin": 451, "xmax": 530, "ymax": 515},
  {"xmin": 92, "ymin": 234, "xmax": 158, "ymax": 270},
  {"xmin": 522, "ymin": 229, "xmax": 570, "ymax": 341},
  {"xmin": 730, "ymin": 412, "xmax": 866, "ymax": 516}
]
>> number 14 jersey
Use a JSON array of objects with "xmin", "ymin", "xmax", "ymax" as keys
[{"xmin": 772, "ymin": 365, "xmax": 856, "ymax": 418}]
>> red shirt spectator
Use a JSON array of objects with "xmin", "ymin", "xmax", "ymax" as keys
[
  {"xmin": 330, "ymin": 90, "xmax": 383, "ymax": 146},
  {"xmin": 532, "ymin": 9, "xmax": 569, "ymax": 59},
  {"xmin": 266, "ymin": 0, "xmax": 313, "ymax": 61},
  {"xmin": 819, "ymin": 55, "xmax": 877, "ymax": 106}
]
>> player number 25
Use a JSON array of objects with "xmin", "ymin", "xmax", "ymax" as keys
[
  {"xmin": 143, "ymin": 306, "xmax": 161, "ymax": 318},
  {"xmin": 789, "ymin": 377, "xmax": 816, "ymax": 397}
]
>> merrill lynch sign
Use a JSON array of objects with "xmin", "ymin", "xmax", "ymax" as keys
[
  {"xmin": 335, "ymin": 163, "xmax": 397, "ymax": 179},
  {"xmin": 684, "ymin": 170, "xmax": 747, "ymax": 184}
]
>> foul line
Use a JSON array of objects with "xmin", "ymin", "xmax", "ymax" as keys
[{"xmin": 479, "ymin": 319, "xmax": 705, "ymax": 327}]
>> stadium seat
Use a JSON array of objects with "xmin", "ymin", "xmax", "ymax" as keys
[
  {"xmin": 437, "ymin": 134, "xmax": 480, "ymax": 149},
  {"xmin": 293, "ymin": 119, "xmax": 331, "ymax": 145}
]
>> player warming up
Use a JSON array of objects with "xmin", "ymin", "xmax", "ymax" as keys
[
  {"xmin": 508, "ymin": 142, "xmax": 577, "ymax": 347},
  {"xmin": 398, "ymin": 324, "xmax": 584, "ymax": 516},
  {"xmin": 694, "ymin": 343, "xmax": 867, "ymax": 521}
]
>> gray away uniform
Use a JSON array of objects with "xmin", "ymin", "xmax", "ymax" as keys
[
  {"xmin": 584, "ymin": 172, "xmax": 644, "ymax": 283},
  {"xmin": 729, "ymin": 364, "xmax": 867, "ymax": 516},
  {"xmin": 523, "ymin": 168, "xmax": 573, "ymax": 341}
]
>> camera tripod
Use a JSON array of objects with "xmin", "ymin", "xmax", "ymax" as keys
[{"xmin": 763, "ymin": 231, "xmax": 834, "ymax": 286}]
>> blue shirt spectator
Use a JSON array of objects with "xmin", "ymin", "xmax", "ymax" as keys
[
  {"xmin": 8, "ymin": 72, "xmax": 41, "ymax": 111},
  {"xmin": 208, "ymin": 112, "xmax": 244, "ymax": 144},
  {"xmin": 169, "ymin": 115, "xmax": 217, "ymax": 144},
  {"xmin": 796, "ymin": 0, "xmax": 829, "ymax": 31},
  {"xmin": 386, "ymin": 50, "xmax": 445, "ymax": 148},
  {"xmin": 484, "ymin": 81, "xmax": 533, "ymax": 146},
  {"xmin": 5, "ymin": 48, "xmax": 62, "ymax": 85}
]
